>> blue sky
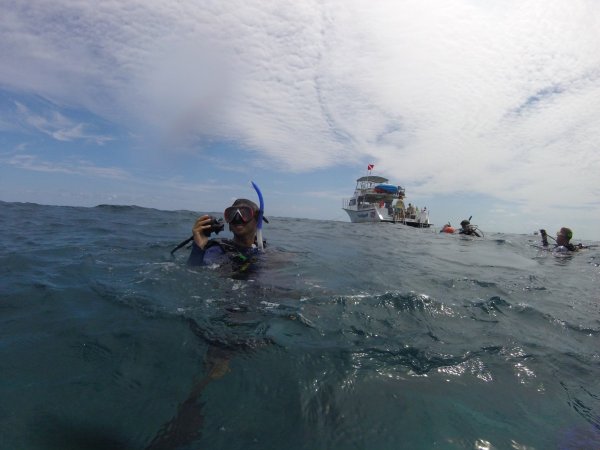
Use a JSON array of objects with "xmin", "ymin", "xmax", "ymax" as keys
[{"xmin": 1, "ymin": 0, "xmax": 600, "ymax": 240}]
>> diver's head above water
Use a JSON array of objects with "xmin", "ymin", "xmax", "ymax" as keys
[
  {"xmin": 224, "ymin": 199, "xmax": 260, "ymax": 247},
  {"xmin": 556, "ymin": 227, "xmax": 573, "ymax": 247},
  {"xmin": 225, "ymin": 199, "xmax": 259, "ymax": 223},
  {"xmin": 191, "ymin": 198, "xmax": 265, "ymax": 251}
]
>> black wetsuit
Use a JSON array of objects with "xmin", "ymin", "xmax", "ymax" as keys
[
  {"xmin": 187, "ymin": 239, "xmax": 261, "ymax": 276},
  {"xmin": 459, "ymin": 227, "xmax": 481, "ymax": 237}
]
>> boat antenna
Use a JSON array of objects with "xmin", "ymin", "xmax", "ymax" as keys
[{"xmin": 251, "ymin": 181, "xmax": 265, "ymax": 251}]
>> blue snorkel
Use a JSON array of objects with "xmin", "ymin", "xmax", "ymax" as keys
[{"xmin": 251, "ymin": 181, "xmax": 265, "ymax": 251}]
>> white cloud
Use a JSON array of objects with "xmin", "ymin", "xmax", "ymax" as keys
[
  {"xmin": 12, "ymin": 102, "xmax": 113, "ymax": 144},
  {"xmin": 1, "ymin": 0, "xmax": 600, "ymax": 219},
  {"xmin": 4, "ymin": 153, "xmax": 129, "ymax": 179}
]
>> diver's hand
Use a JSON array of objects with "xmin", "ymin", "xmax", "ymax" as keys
[{"xmin": 192, "ymin": 215, "xmax": 212, "ymax": 249}]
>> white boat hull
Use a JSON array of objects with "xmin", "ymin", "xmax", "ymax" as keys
[
  {"xmin": 343, "ymin": 207, "xmax": 431, "ymax": 227},
  {"xmin": 343, "ymin": 207, "xmax": 389, "ymax": 223}
]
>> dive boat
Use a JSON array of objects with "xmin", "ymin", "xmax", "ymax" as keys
[{"xmin": 342, "ymin": 175, "xmax": 431, "ymax": 227}]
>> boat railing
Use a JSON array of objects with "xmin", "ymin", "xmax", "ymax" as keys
[
  {"xmin": 355, "ymin": 187, "xmax": 376, "ymax": 195},
  {"xmin": 343, "ymin": 198, "xmax": 380, "ymax": 210},
  {"xmin": 355, "ymin": 188, "xmax": 405, "ymax": 199}
]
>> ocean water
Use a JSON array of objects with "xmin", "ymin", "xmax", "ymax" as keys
[{"xmin": 1, "ymin": 200, "xmax": 599, "ymax": 450}]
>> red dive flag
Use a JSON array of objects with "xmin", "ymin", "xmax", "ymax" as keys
[{"xmin": 367, "ymin": 164, "xmax": 374, "ymax": 171}]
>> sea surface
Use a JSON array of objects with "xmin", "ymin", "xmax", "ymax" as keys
[{"xmin": 1, "ymin": 200, "xmax": 599, "ymax": 450}]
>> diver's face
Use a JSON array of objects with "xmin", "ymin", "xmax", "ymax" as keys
[
  {"xmin": 227, "ymin": 207, "xmax": 257, "ymax": 238},
  {"xmin": 556, "ymin": 229, "xmax": 569, "ymax": 246},
  {"xmin": 228, "ymin": 216, "xmax": 255, "ymax": 234}
]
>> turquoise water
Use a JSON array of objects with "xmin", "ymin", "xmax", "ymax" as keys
[{"xmin": 1, "ymin": 201, "xmax": 599, "ymax": 449}]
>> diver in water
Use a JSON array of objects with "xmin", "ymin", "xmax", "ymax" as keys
[
  {"xmin": 187, "ymin": 198, "xmax": 267, "ymax": 275},
  {"xmin": 440, "ymin": 223, "xmax": 455, "ymax": 233},
  {"xmin": 540, "ymin": 227, "xmax": 587, "ymax": 251},
  {"xmin": 150, "ymin": 194, "xmax": 268, "ymax": 449},
  {"xmin": 458, "ymin": 219, "xmax": 482, "ymax": 237}
]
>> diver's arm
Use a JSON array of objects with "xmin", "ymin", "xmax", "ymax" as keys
[
  {"xmin": 192, "ymin": 215, "xmax": 213, "ymax": 249},
  {"xmin": 187, "ymin": 242, "xmax": 207, "ymax": 266},
  {"xmin": 540, "ymin": 229, "xmax": 549, "ymax": 247},
  {"xmin": 187, "ymin": 216, "xmax": 216, "ymax": 266}
]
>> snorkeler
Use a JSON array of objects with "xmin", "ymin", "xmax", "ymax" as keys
[
  {"xmin": 458, "ymin": 219, "xmax": 482, "ymax": 237},
  {"xmin": 183, "ymin": 181, "xmax": 267, "ymax": 274},
  {"xmin": 149, "ymin": 188, "xmax": 269, "ymax": 449},
  {"xmin": 187, "ymin": 198, "xmax": 266, "ymax": 271}
]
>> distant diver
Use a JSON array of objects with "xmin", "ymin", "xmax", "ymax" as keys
[
  {"xmin": 458, "ymin": 219, "xmax": 482, "ymax": 237},
  {"xmin": 539, "ymin": 227, "xmax": 588, "ymax": 252},
  {"xmin": 440, "ymin": 223, "xmax": 455, "ymax": 233}
]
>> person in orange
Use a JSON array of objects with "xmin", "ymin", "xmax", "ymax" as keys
[{"xmin": 440, "ymin": 223, "xmax": 455, "ymax": 233}]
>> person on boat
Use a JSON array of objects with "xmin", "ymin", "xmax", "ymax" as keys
[
  {"xmin": 458, "ymin": 219, "xmax": 482, "ymax": 237},
  {"xmin": 394, "ymin": 199, "xmax": 405, "ymax": 221},
  {"xmin": 540, "ymin": 227, "xmax": 587, "ymax": 251},
  {"xmin": 187, "ymin": 198, "xmax": 265, "ymax": 273},
  {"xmin": 406, "ymin": 203, "xmax": 416, "ymax": 219},
  {"xmin": 418, "ymin": 206, "xmax": 429, "ymax": 225}
]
